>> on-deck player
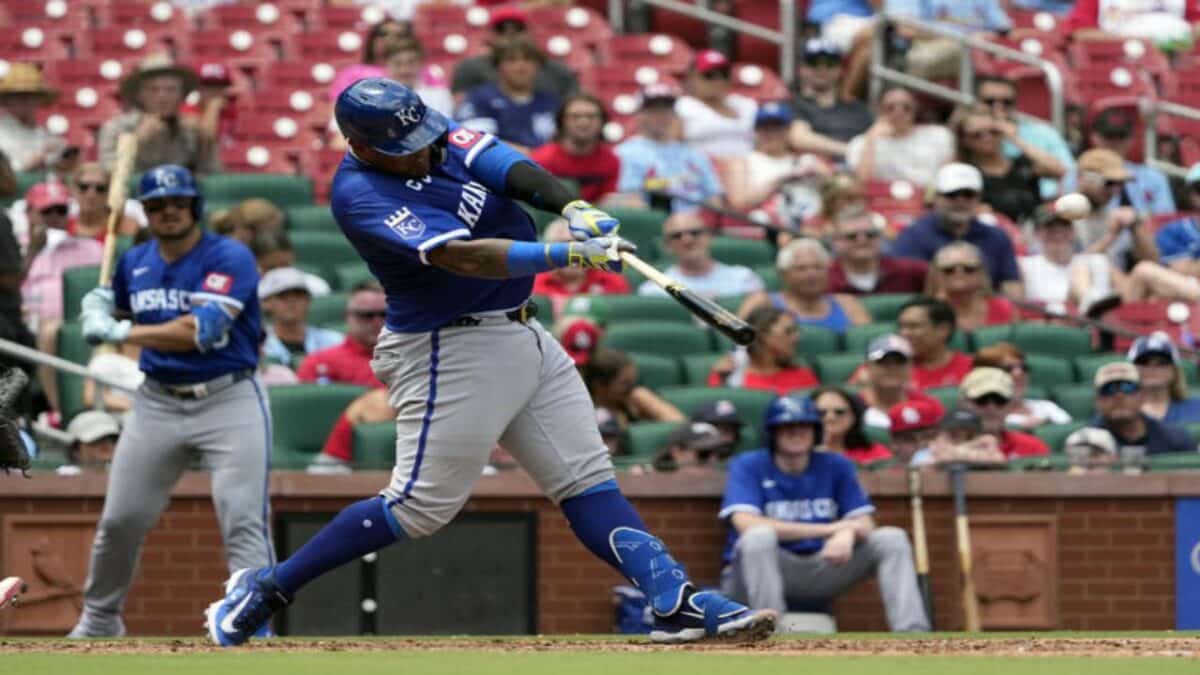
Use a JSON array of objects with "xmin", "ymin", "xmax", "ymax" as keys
[
  {"xmin": 205, "ymin": 78, "xmax": 776, "ymax": 645},
  {"xmin": 70, "ymin": 164, "xmax": 273, "ymax": 638}
]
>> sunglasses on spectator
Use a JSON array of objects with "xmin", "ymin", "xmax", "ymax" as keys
[
  {"xmin": 971, "ymin": 393, "xmax": 1011, "ymax": 407},
  {"xmin": 967, "ymin": 129, "xmax": 1001, "ymax": 140},
  {"xmin": 1098, "ymin": 380, "xmax": 1140, "ymax": 397},
  {"xmin": 769, "ymin": 324, "xmax": 799, "ymax": 337},
  {"xmin": 39, "ymin": 205, "xmax": 68, "ymax": 216},
  {"xmin": 666, "ymin": 228, "xmax": 707, "ymax": 241},
  {"xmin": 805, "ymin": 55, "xmax": 841, "ymax": 68},
  {"xmin": 1105, "ymin": 180, "xmax": 1127, "ymax": 190},
  {"xmin": 1000, "ymin": 361, "xmax": 1029, "ymax": 374},
  {"xmin": 76, "ymin": 182, "xmax": 108, "ymax": 194},
  {"xmin": 1135, "ymin": 355, "xmax": 1173, "ymax": 367},
  {"xmin": 350, "ymin": 309, "xmax": 387, "ymax": 320},
  {"xmin": 980, "ymin": 97, "xmax": 1015, "ymax": 108},
  {"xmin": 839, "ymin": 229, "xmax": 879, "ymax": 242},
  {"xmin": 938, "ymin": 263, "xmax": 980, "ymax": 275},
  {"xmin": 818, "ymin": 407, "xmax": 850, "ymax": 418},
  {"xmin": 701, "ymin": 69, "xmax": 730, "ymax": 81},
  {"xmin": 941, "ymin": 189, "xmax": 980, "ymax": 200},
  {"xmin": 142, "ymin": 197, "xmax": 192, "ymax": 214}
]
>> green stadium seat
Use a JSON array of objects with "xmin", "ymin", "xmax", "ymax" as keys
[
  {"xmin": 61, "ymin": 265, "xmax": 100, "ymax": 322},
  {"xmin": 1185, "ymin": 423, "xmax": 1200, "ymax": 446},
  {"xmin": 334, "ymin": 262, "xmax": 373, "ymax": 292},
  {"xmin": 562, "ymin": 294, "xmax": 692, "ymax": 325},
  {"xmin": 1013, "ymin": 323, "xmax": 1092, "ymax": 358},
  {"xmin": 56, "ymin": 321, "xmax": 91, "ymax": 423},
  {"xmin": 656, "ymin": 386, "xmax": 776, "ymax": 448},
  {"xmin": 521, "ymin": 202, "xmax": 561, "ymax": 234},
  {"xmin": 1073, "ymin": 353, "xmax": 1124, "ymax": 386},
  {"xmin": 1032, "ymin": 421, "xmax": 1086, "ymax": 453},
  {"xmin": 681, "ymin": 353, "xmax": 721, "ymax": 385},
  {"xmin": 796, "ymin": 326, "xmax": 840, "ymax": 357},
  {"xmin": 606, "ymin": 207, "xmax": 666, "ymax": 260},
  {"xmin": 530, "ymin": 294, "xmax": 554, "ymax": 322},
  {"xmin": 843, "ymin": 323, "xmax": 895, "ymax": 356},
  {"xmin": 857, "ymin": 294, "xmax": 915, "ymax": 323},
  {"xmin": 715, "ymin": 295, "xmax": 745, "ymax": 314},
  {"xmin": 626, "ymin": 421, "xmax": 677, "ymax": 461},
  {"xmin": 1051, "ymin": 384, "xmax": 1096, "ymax": 420},
  {"xmin": 970, "ymin": 324, "xmax": 1013, "ymax": 351},
  {"xmin": 864, "ymin": 425, "xmax": 891, "ymax": 446},
  {"xmin": 602, "ymin": 321, "xmax": 714, "ymax": 357},
  {"xmin": 201, "ymin": 173, "xmax": 314, "ymax": 208},
  {"xmin": 628, "ymin": 351, "xmax": 683, "ymax": 389},
  {"xmin": 708, "ymin": 237, "xmax": 775, "ymax": 268},
  {"xmin": 308, "ymin": 292, "xmax": 347, "ymax": 328},
  {"xmin": 351, "ymin": 422, "xmax": 396, "ymax": 471},
  {"xmin": 753, "ymin": 264, "xmax": 780, "ymax": 291},
  {"xmin": 290, "ymin": 231, "xmax": 361, "ymax": 281},
  {"xmin": 268, "ymin": 384, "xmax": 368, "ymax": 465},
  {"xmin": 287, "ymin": 204, "xmax": 337, "ymax": 232},
  {"xmin": 1181, "ymin": 360, "xmax": 1200, "ymax": 385},
  {"xmin": 1026, "ymin": 353, "xmax": 1076, "ymax": 389},
  {"xmin": 1025, "ymin": 385, "xmax": 1048, "ymax": 399},
  {"xmin": 1147, "ymin": 452, "xmax": 1200, "ymax": 471},
  {"xmin": 926, "ymin": 386, "xmax": 960, "ymax": 411},
  {"xmin": 812, "ymin": 353, "xmax": 862, "ymax": 385}
]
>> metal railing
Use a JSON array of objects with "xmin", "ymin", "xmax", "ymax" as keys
[
  {"xmin": 1141, "ymin": 98, "xmax": 1200, "ymax": 179},
  {"xmin": 869, "ymin": 12, "xmax": 1067, "ymax": 132},
  {"xmin": 0, "ymin": 335, "xmax": 136, "ymax": 426},
  {"xmin": 609, "ymin": 0, "xmax": 798, "ymax": 85}
]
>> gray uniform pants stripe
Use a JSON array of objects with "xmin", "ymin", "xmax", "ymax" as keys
[
  {"xmin": 721, "ymin": 524, "xmax": 930, "ymax": 632},
  {"xmin": 72, "ymin": 377, "xmax": 274, "ymax": 636}
]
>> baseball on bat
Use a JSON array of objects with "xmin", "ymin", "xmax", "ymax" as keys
[
  {"xmin": 949, "ymin": 464, "xmax": 981, "ymax": 632},
  {"xmin": 97, "ymin": 132, "xmax": 138, "ymax": 289},
  {"xmin": 619, "ymin": 252, "xmax": 756, "ymax": 345},
  {"xmin": 907, "ymin": 467, "xmax": 935, "ymax": 630}
]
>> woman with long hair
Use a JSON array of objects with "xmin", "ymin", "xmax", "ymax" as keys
[
  {"xmin": 707, "ymin": 306, "xmax": 819, "ymax": 395},
  {"xmin": 846, "ymin": 86, "xmax": 953, "ymax": 186},
  {"xmin": 583, "ymin": 348, "xmax": 684, "ymax": 433},
  {"xmin": 813, "ymin": 386, "xmax": 892, "ymax": 466},
  {"xmin": 925, "ymin": 241, "xmax": 1015, "ymax": 332},
  {"xmin": 952, "ymin": 109, "xmax": 1061, "ymax": 224},
  {"xmin": 1129, "ymin": 333, "xmax": 1200, "ymax": 425},
  {"xmin": 972, "ymin": 342, "xmax": 1070, "ymax": 431}
]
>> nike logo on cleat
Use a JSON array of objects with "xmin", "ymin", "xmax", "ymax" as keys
[{"xmin": 220, "ymin": 593, "xmax": 254, "ymax": 635}]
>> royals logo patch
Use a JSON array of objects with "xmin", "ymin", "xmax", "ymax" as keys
[
  {"xmin": 385, "ymin": 206, "xmax": 426, "ymax": 240},
  {"xmin": 202, "ymin": 273, "xmax": 232, "ymax": 293}
]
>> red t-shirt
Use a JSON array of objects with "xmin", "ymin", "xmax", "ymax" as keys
[
  {"xmin": 843, "ymin": 443, "xmax": 895, "ymax": 466},
  {"xmin": 532, "ymin": 269, "xmax": 630, "ymax": 315},
  {"xmin": 912, "ymin": 351, "xmax": 974, "ymax": 389},
  {"xmin": 827, "ymin": 256, "xmax": 929, "ymax": 295},
  {"xmin": 707, "ymin": 366, "xmax": 819, "ymax": 396},
  {"xmin": 529, "ymin": 141, "xmax": 620, "ymax": 203},
  {"xmin": 296, "ymin": 337, "xmax": 381, "ymax": 388},
  {"xmin": 985, "ymin": 296, "xmax": 1016, "ymax": 326},
  {"xmin": 999, "ymin": 430, "xmax": 1050, "ymax": 459}
]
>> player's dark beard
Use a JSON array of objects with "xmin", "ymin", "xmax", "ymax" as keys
[{"xmin": 153, "ymin": 217, "xmax": 198, "ymax": 242}]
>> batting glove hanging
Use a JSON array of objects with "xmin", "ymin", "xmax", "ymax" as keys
[
  {"xmin": 562, "ymin": 200, "xmax": 620, "ymax": 240},
  {"xmin": 567, "ymin": 236, "xmax": 636, "ymax": 273},
  {"xmin": 80, "ymin": 287, "xmax": 116, "ymax": 317}
]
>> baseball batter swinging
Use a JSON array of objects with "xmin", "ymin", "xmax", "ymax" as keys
[
  {"xmin": 205, "ymin": 78, "xmax": 776, "ymax": 645},
  {"xmin": 70, "ymin": 165, "xmax": 273, "ymax": 638}
]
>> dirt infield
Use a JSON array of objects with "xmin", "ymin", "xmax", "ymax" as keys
[{"xmin": 2, "ymin": 636, "xmax": 1198, "ymax": 658}]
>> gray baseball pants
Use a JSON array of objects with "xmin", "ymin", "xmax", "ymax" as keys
[
  {"xmin": 721, "ymin": 524, "xmax": 930, "ymax": 632},
  {"xmin": 69, "ymin": 376, "xmax": 274, "ymax": 637}
]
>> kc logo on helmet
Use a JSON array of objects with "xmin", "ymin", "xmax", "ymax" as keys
[{"xmin": 394, "ymin": 105, "xmax": 423, "ymax": 126}]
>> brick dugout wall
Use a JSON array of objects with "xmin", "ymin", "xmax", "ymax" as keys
[{"xmin": 1, "ymin": 471, "xmax": 1193, "ymax": 635}]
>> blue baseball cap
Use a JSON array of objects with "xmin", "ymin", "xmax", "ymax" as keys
[
  {"xmin": 1127, "ymin": 331, "xmax": 1180, "ymax": 365},
  {"xmin": 755, "ymin": 101, "xmax": 793, "ymax": 127},
  {"xmin": 802, "ymin": 38, "xmax": 843, "ymax": 61},
  {"xmin": 1187, "ymin": 162, "xmax": 1200, "ymax": 185}
]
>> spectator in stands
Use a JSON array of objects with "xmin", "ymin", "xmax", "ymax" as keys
[
  {"xmin": 456, "ymin": 37, "xmax": 560, "ymax": 152},
  {"xmin": 928, "ymin": 407, "xmax": 1008, "ymax": 464},
  {"xmin": 582, "ymin": 348, "xmax": 684, "ymax": 434},
  {"xmin": 1061, "ymin": 0, "xmax": 1200, "ymax": 41},
  {"xmin": 99, "ymin": 54, "xmax": 218, "ymax": 174},
  {"xmin": 814, "ymin": 386, "xmax": 893, "ymax": 466},
  {"xmin": 529, "ymin": 94, "xmax": 619, "ymax": 203},
  {"xmin": 652, "ymin": 421, "xmax": 725, "ymax": 473},
  {"xmin": 690, "ymin": 400, "xmax": 743, "ymax": 461},
  {"xmin": 1020, "ymin": 204, "xmax": 1117, "ymax": 312},
  {"xmin": 807, "ymin": 2, "xmax": 878, "ymax": 53},
  {"xmin": 559, "ymin": 316, "xmax": 602, "ymax": 368},
  {"xmin": 83, "ymin": 343, "xmax": 143, "ymax": 414},
  {"xmin": 958, "ymin": 367, "xmax": 1051, "ymax": 459},
  {"xmin": 331, "ymin": 19, "xmax": 411, "ymax": 99},
  {"xmin": 532, "ymin": 219, "xmax": 630, "ymax": 315},
  {"xmin": 846, "ymin": 86, "xmax": 954, "ymax": 186},
  {"xmin": 827, "ymin": 204, "xmax": 928, "ymax": 295},
  {"xmin": 451, "ymin": 6, "xmax": 578, "ymax": 99},
  {"xmin": 896, "ymin": 296, "xmax": 974, "ymax": 388},
  {"xmin": 0, "ymin": 210, "xmax": 32, "ymax": 382},
  {"xmin": 925, "ymin": 242, "xmax": 1016, "ymax": 332},
  {"xmin": 974, "ymin": 75, "xmax": 1074, "ymax": 200},
  {"xmin": 21, "ymin": 182, "xmax": 103, "ymax": 417},
  {"xmin": 1092, "ymin": 362, "xmax": 1194, "ymax": 455},
  {"xmin": 382, "ymin": 38, "xmax": 454, "ymax": 117},
  {"xmin": 1156, "ymin": 164, "xmax": 1200, "ymax": 273},
  {"xmin": 259, "ymin": 267, "xmax": 344, "ymax": 369},
  {"xmin": 1076, "ymin": 109, "xmax": 1176, "ymax": 216},
  {"xmin": 887, "ymin": 397, "xmax": 944, "ymax": 466},
  {"xmin": 802, "ymin": 171, "xmax": 868, "ymax": 242},
  {"xmin": 887, "ymin": 0, "xmax": 1013, "ymax": 80},
  {"xmin": 1128, "ymin": 332, "xmax": 1200, "ymax": 426},
  {"xmin": 972, "ymin": 342, "xmax": 1071, "ymax": 431},
  {"xmin": 858, "ymin": 334, "xmax": 939, "ymax": 428},
  {"xmin": 250, "ymin": 230, "xmax": 331, "ymax": 297},
  {"xmin": 952, "ymin": 109, "xmax": 1060, "ymax": 224},
  {"xmin": 1063, "ymin": 427, "xmax": 1120, "ymax": 475},
  {"xmin": 1011, "ymin": 0, "xmax": 1073, "ymax": 13},
  {"xmin": 720, "ymin": 394, "xmax": 930, "ymax": 632},
  {"xmin": 0, "ymin": 63, "xmax": 63, "ymax": 173},
  {"xmin": 891, "ymin": 163, "xmax": 1024, "ymax": 298},
  {"xmin": 218, "ymin": 198, "xmax": 285, "ymax": 247},
  {"xmin": 181, "ymin": 61, "xmax": 239, "ymax": 156},
  {"xmin": 1071, "ymin": 149, "xmax": 1159, "ymax": 273},
  {"xmin": 596, "ymin": 407, "xmax": 625, "ymax": 457},
  {"xmin": 741, "ymin": 238, "xmax": 871, "ymax": 335},
  {"xmin": 725, "ymin": 102, "xmax": 832, "ymax": 215},
  {"xmin": 614, "ymin": 84, "xmax": 724, "ymax": 214},
  {"xmin": 297, "ymin": 280, "xmax": 385, "ymax": 387},
  {"xmin": 637, "ymin": 212, "xmax": 764, "ymax": 298},
  {"xmin": 71, "ymin": 163, "xmax": 141, "ymax": 241},
  {"xmin": 676, "ymin": 50, "xmax": 758, "ymax": 159},
  {"xmin": 57, "ymin": 411, "xmax": 121, "ymax": 475},
  {"xmin": 789, "ymin": 39, "xmax": 874, "ymax": 155},
  {"xmin": 707, "ymin": 306, "xmax": 820, "ymax": 395}
]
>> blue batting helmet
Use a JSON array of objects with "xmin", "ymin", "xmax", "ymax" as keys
[
  {"xmin": 335, "ymin": 77, "xmax": 449, "ymax": 156},
  {"xmin": 763, "ymin": 395, "xmax": 822, "ymax": 448},
  {"xmin": 138, "ymin": 164, "xmax": 203, "ymax": 220}
]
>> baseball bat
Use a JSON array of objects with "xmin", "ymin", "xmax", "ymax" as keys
[
  {"xmin": 949, "ymin": 464, "xmax": 981, "ymax": 632},
  {"xmin": 619, "ymin": 252, "xmax": 756, "ymax": 345},
  {"xmin": 907, "ymin": 467, "xmax": 935, "ymax": 630},
  {"xmin": 97, "ymin": 132, "xmax": 138, "ymax": 289}
]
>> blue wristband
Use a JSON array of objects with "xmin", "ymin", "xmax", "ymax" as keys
[{"xmin": 506, "ymin": 241, "xmax": 570, "ymax": 277}]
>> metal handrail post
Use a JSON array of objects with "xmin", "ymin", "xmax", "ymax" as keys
[
  {"xmin": 0, "ymin": 337, "xmax": 137, "ymax": 394},
  {"xmin": 959, "ymin": 33, "xmax": 975, "ymax": 102},
  {"xmin": 868, "ymin": 15, "xmax": 889, "ymax": 104},
  {"xmin": 779, "ymin": 0, "xmax": 796, "ymax": 89},
  {"xmin": 609, "ymin": 0, "xmax": 625, "ymax": 34},
  {"xmin": 1142, "ymin": 97, "xmax": 1159, "ymax": 167}
]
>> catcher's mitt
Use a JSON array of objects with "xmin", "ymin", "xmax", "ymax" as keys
[{"xmin": 0, "ymin": 367, "xmax": 30, "ymax": 474}]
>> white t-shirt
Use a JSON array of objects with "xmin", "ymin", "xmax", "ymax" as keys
[
  {"xmin": 1019, "ymin": 253, "xmax": 1113, "ymax": 305},
  {"xmin": 1093, "ymin": 0, "xmax": 1191, "ymax": 38},
  {"xmin": 1007, "ymin": 398, "xmax": 1072, "ymax": 428},
  {"xmin": 637, "ymin": 262, "xmax": 764, "ymax": 299},
  {"xmin": 675, "ymin": 94, "xmax": 758, "ymax": 159},
  {"xmin": 845, "ymin": 124, "xmax": 954, "ymax": 186}
]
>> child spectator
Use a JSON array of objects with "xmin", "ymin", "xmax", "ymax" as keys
[
  {"xmin": 456, "ymin": 37, "xmax": 560, "ymax": 152},
  {"xmin": 530, "ymin": 94, "xmax": 620, "ymax": 203},
  {"xmin": 887, "ymin": 397, "xmax": 944, "ymax": 466}
]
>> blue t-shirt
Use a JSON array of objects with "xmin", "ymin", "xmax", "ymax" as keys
[
  {"xmin": 1156, "ymin": 216, "xmax": 1200, "ymax": 264},
  {"xmin": 1093, "ymin": 413, "xmax": 1196, "ymax": 455},
  {"xmin": 455, "ymin": 83, "xmax": 559, "ymax": 149},
  {"xmin": 1062, "ymin": 162, "xmax": 1177, "ymax": 216},
  {"xmin": 329, "ymin": 124, "xmax": 536, "ymax": 332},
  {"xmin": 719, "ymin": 449, "xmax": 875, "ymax": 562},
  {"xmin": 807, "ymin": 0, "xmax": 874, "ymax": 24},
  {"xmin": 1165, "ymin": 398, "xmax": 1200, "ymax": 427},
  {"xmin": 113, "ymin": 231, "xmax": 261, "ymax": 384},
  {"xmin": 614, "ymin": 136, "xmax": 724, "ymax": 213},
  {"xmin": 889, "ymin": 213, "xmax": 1021, "ymax": 287},
  {"xmin": 886, "ymin": 0, "xmax": 1012, "ymax": 33}
]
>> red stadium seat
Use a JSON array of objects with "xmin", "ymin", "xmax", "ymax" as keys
[
  {"xmin": 180, "ymin": 28, "xmax": 279, "ymax": 76},
  {"xmin": 583, "ymin": 63, "xmax": 680, "ymax": 94},
  {"xmin": 1099, "ymin": 300, "xmax": 1200, "ymax": 352},
  {"xmin": 1069, "ymin": 38, "xmax": 1168, "ymax": 73},
  {"xmin": 299, "ymin": 147, "xmax": 348, "ymax": 203},
  {"xmin": 0, "ymin": 0, "xmax": 90, "ymax": 34},
  {"xmin": 529, "ymin": 33, "xmax": 594, "ymax": 74},
  {"xmin": 1069, "ymin": 65, "xmax": 1155, "ymax": 105},
  {"xmin": 310, "ymin": 4, "xmax": 388, "ymax": 32},
  {"xmin": 248, "ymin": 91, "xmax": 332, "ymax": 137},
  {"xmin": 649, "ymin": 3, "xmax": 708, "ymax": 49},
  {"xmin": 524, "ymin": 6, "xmax": 612, "ymax": 49},
  {"xmin": 203, "ymin": 3, "xmax": 304, "ymax": 45},
  {"xmin": 0, "ymin": 25, "xmax": 71, "ymax": 66},
  {"xmin": 285, "ymin": 31, "xmax": 371, "ymax": 70},
  {"xmin": 260, "ymin": 61, "xmax": 339, "ymax": 98},
  {"xmin": 734, "ymin": 0, "xmax": 782, "ymax": 70},
  {"xmin": 230, "ymin": 111, "xmax": 322, "ymax": 157},
  {"xmin": 421, "ymin": 30, "xmax": 490, "ymax": 64},
  {"xmin": 41, "ymin": 85, "xmax": 121, "ymax": 137},
  {"xmin": 730, "ymin": 62, "xmax": 788, "ymax": 102},
  {"xmin": 600, "ymin": 34, "xmax": 695, "ymax": 75},
  {"xmin": 74, "ymin": 26, "xmax": 172, "ymax": 65},
  {"xmin": 412, "ymin": 4, "xmax": 478, "ymax": 37},
  {"xmin": 219, "ymin": 142, "xmax": 297, "ymax": 173},
  {"xmin": 865, "ymin": 179, "xmax": 925, "ymax": 212},
  {"xmin": 43, "ymin": 60, "xmax": 124, "ymax": 98},
  {"xmin": 94, "ymin": 0, "xmax": 194, "ymax": 34}
]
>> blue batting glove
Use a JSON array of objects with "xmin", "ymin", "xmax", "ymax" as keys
[
  {"xmin": 80, "ymin": 287, "xmax": 115, "ymax": 318},
  {"xmin": 563, "ymin": 200, "xmax": 620, "ymax": 240},
  {"xmin": 566, "ymin": 236, "xmax": 636, "ymax": 273}
]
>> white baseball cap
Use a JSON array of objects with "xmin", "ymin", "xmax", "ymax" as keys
[
  {"xmin": 67, "ymin": 410, "xmax": 121, "ymax": 444},
  {"xmin": 258, "ymin": 267, "xmax": 310, "ymax": 300},
  {"xmin": 935, "ymin": 163, "xmax": 983, "ymax": 195}
]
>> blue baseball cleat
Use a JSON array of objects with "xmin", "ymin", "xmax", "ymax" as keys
[
  {"xmin": 650, "ymin": 587, "xmax": 777, "ymax": 644},
  {"xmin": 204, "ymin": 568, "xmax": 292, "ymax": 646}
]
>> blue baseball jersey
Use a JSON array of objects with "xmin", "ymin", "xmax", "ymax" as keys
[
  {"xmin": 455, "ymin": 83, "xmax": 559, "ymax": 149},
  {"xmin": 112, "ymin": 231, "xmax": 262, "ymax": 384},
  {"xmin": 330, "ymin": 123, "xmax": 537, "ymax": 332},
  {"xmin": 719, "ymin": 449, "xmax": 875, "ymax": 562}
]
